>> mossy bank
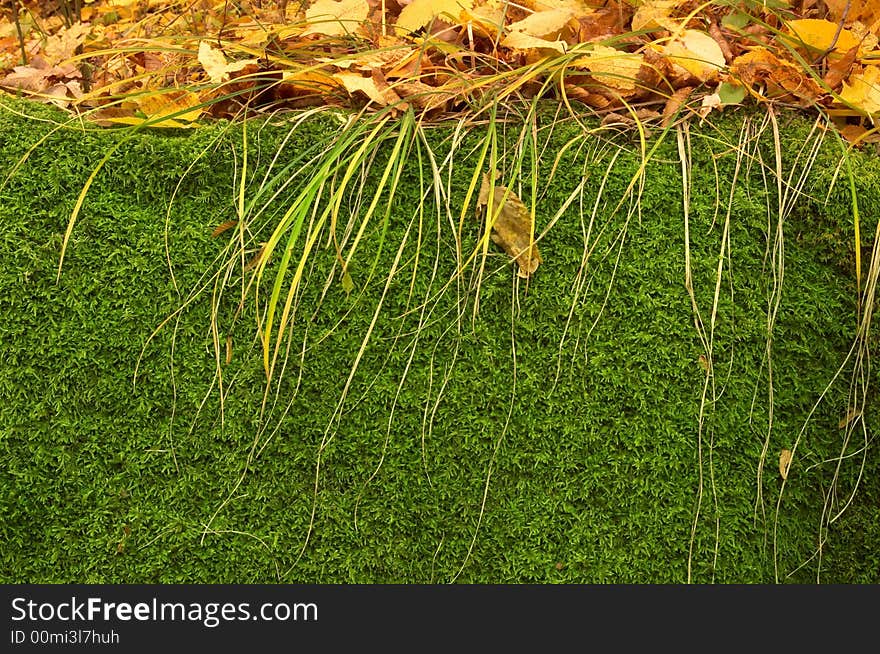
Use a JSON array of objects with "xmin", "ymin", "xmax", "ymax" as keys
[{"xmin": 1, "ymin": 97, "xmax": 877, "ymax": 583}]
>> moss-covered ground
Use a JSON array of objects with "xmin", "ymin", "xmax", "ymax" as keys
[{"xmin": 1, "ymin": 98, "xmax": 877, "ymax": 583}]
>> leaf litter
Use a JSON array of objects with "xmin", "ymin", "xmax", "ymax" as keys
[{"xmin": 0, "ymin": 0, "xmax": 878, "ymax": 143}]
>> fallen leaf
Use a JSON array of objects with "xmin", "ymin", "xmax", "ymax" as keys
[
  {"xmin": 211, "ymin": 219, "xmax": 239, "ymax": 237},
  {"xmin": 131, "ymin": 89, "xmax": 203, "ymax": 127},
  {"xmin": 729, "ymin": 47, "xmax": 824, "ymax": 105},
  {"xmin": 396, "ymin": 0, "xmax": 475, "ymax": 36},
  {"xmin": 784, "ymin": 19, "xmax": 863, "ymax": 58},
  {"xmin": 333, "ymin": 71, "xmax": 401, "ymax": 106},
  {"xmin": 631, "ymin": 0, "xmax": 681, "ymax": 33},
  {"xmin": 477, "ymin": 172, "xmax": 542, "ymax": 278},
  {"xmin": 837, "ymin": 123, "xmax": 880, "ymax": 145},
  {"xmin": 662, "ymin": 29, "xmax": 726, "ymax": 82},
  {"xmin": 501, "ymin": 31, "xmax": 567, "ymax": 54},
  {"xmin": 823, "ymin": 0, "xmax": 878, "ymax": 24},
  {"xmin": 717, "ymin": 80, "xmax": 747, "ymax": 105},
  {"xmin": 43, "ymin": 22, "xmax": 90, "ymax": 66},
  {"xmin": 661, "ymin": 85, "xmax": 694, "ymax": 126},
  {"xmin": 198, "ymin": 41, "xmax": 258, "ymax": 85},
  {"xmin": 838, "ymin": 407, "xmax": 863, "ymax": 429},
  {"xmin": 303, "ymin": 0, "xmax": 371, "ymax": 37},
  {"xmin": 460, "ymin": 5, "xmax": 506, "ymax": 40},
  {"xmin": 570, "ymin": 45, "xmax": 643, "ymax": 93},
  {"xmin": 779, "ymin": 448, "xmax": 792, "ymax": 480},
  {"xmin": 838, "ymin": 65, "xmax": 880, "ymax": 115},
  {"xmin": 506, "ymin": 8, "xmax": 574, "ymax": 40}
]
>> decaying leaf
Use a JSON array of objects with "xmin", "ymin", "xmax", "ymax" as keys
[
  {"xmin": 784, "ymin": 19, "xmax": 863, "ymax": 58},
  {"xmin": 631, "ymin": 0, "xmax": 681, "ymax": 33},
  {"xmin": 396, "ymin": 0, "xmax": 475, "ymax": 36},
  {"xmin": 303, "ymin": 0, "xmax": 371, "ymax": 37},
  {"xmin": 729, "ymin": 47, "xmax": 824, "ymax": 105},
  {"xmin": 501, "ymin": 31, "xmax": 567, "ymax": 54},
  {"xmin": 333, "ymin": 70, "xmax": 402, "ymax": 106},
  {"xmin": 823, "ymin": 0, "xmax": 878, "ymax": 24},
  {"xmin": 661, "ymin": 85, "xmax": 694, "ymax": 126},
  {"xmin": 211, "ymin": 219, "xmax": 239, "ymax": 237},
  {"xmin": 506, "ymin": 8, "xmax": 574, "ymax": 39},
  {"xmin": 198, "ymin": 41, "xmax": 258, "ymax": 85},
  {"xmin": 838, "ymin": 65, "xmax": 880, "ymax": 116},
  {"xmin": 838, "ymin": 407, "xmax": 863, "ymax": 429},
  {"xmin": 836, "ymin": 122, "xmax": 880, "ymax": 145},
  {"xmin": 779, "ymin": 448, "xmax": 792, "ymax": 480},
  {"xmin": 43, "ymin": 22, "xmax": 90, "ymax": 66},
  {"xmin": 477, "ymin": 172, "xmax": 542, "ymax": 278},
  {"xmin": 571, "ymin": 45, "xmax": 643, "ymax": 93},
  {"xmin": 662, "ymin": 29, "xmax": 726, "ymax": 82}
]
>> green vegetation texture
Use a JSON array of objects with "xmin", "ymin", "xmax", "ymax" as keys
[{"xmin": 0, "ymin": 97, "xmax": 877, "ymax": 583}]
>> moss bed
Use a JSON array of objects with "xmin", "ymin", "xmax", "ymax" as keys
[{"xmin": 0, "ymin": 97, "xmax": 878, "ymax": 583}]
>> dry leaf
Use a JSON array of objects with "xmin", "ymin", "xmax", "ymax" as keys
[
  {"xmin": 838, "ymin": 407, "xmax": 863, "ymax": 429},
  {"xmin": 662, "ymin": 29, "xmax": 726, "ymax": 82},
  {"xmin": 43, "ymin": 22, "xmax": 90, "ymax": 66},
  {"xmin": 477, "ymin": 173, "xmax": 542, "ymax": 278},
  {"xmin": 823, "ymin": 0, "xmax": 878, "ymax": 24},
  {"xmin": 729, "ymin": 47, "xmax": 824, "ymax": 105},
  {"xmin": 784, "ymin": 19, "xmax": 863, "ymax": 58},
  {"xmin": 661, "ymin": 85, "xmax": 694, "ymax": 126},
  {"xmin": 571, "ymin": 45, "xmax": 643, "ymax": 93},
  {"xmin": 501, "ymin": 31, "xmax": 567, "ymax": 53},
  {"xmin": 131, "ymin": 89, "xmax": 203, "ymax": 127},
  {"xmin": 506, "ymin": 8, "xmax": 574, "ymax": 39},
  {"xmin": 333, "ymin": 71, "xmax": 401, "ymax": 106},
  {"xmin": 396, "ymin": 0, "xmax": 475, "ymax": 36},
  {"xmin": 823, "ymin": 45, "xmax": 860, "ymax": 90},
  {"xmin": 631, "ymin": 0, "xmax": 681, "ymax": 33},
  {"xmin": 460, "ymin": 5, "xmax": 506, "ymax": 40},
  {"xmin": 779, "ymin": 448, "xmax": 792, "ymax": 480},
  {"xmin": 198, "ymin": 41, "xmax": 258, "ymax": 84},
  {"xmin": 837, "ymin": 123, "xmax": 880, "ymax": 145},
  {"xmin": 211, "ymin": 219, "xmax": 239, "ymax": 237},
  {"xmin": 838, "ymin": 65, "xmax": 880, "ymax": 116},
  {"xmin": 303, "ymin": 0, "xmax": 371, "ymax": 37}
]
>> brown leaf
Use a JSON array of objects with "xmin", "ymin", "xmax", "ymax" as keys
[
  {"xmin": 838, "ymin": 407, "xmax": 863, "ymax": 429},
  {"xmin": 661, "ymin": 85, "xmax": 695, "ymax": 126},
  {"xmin": 211, "ymin": 220, "xmax": 239, "ymax": 237},
  {"xmin": 823, "ymin": 45, "xmax": 859, "ymax": 91},
  {"xmin": 779, "ymin": 449, "xmax": 792, "ymax": 480},
  {"xmin": 729, "ymin": 47, "xmax": 824, "ymax": 106},
  {"xmin": 477, "ymin": 173, "xmax": 542, "ymax": 278}
]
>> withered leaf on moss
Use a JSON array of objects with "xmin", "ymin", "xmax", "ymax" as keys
[{"xmin": 477, "ymin": 172, "xmax": 542, "ymax": 279}]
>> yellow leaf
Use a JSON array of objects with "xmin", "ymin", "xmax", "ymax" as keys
[
  {"xmin": 662, "ymin": 29, "xmax": 725, "ymax": 82},
  {"xmin": 197, "ymin": 41, "xmax": 258, "ymax": 85},
  {"xmin": 570, "ymin": 45, "xmax": 643, "ymax": 93},
  {"xmin": 500, "ymin": 31, "xmax": 567, "ymax": 54},
  {"xmin": 506, "ymin": 8, "xmax": 573, "ymax": 39},
  {"xmin": 632, "ymin": 0, "xmax": 681, "ymax": 33},
  {"xmin": 779, "ymin": 449, "xmax": 792, "ymax": 480},
  {"xmin": 524, "ymin": 0, "xmax": 594, "ymax": 16},
  {"xmin": 396, "ymin": 0, "xmax": 475, "ymax": 36},
  {"xmin": 823, "ymin": 0, "xmax": 878, "ymax": 26},
  {"xmin": 302, "ymin": 0, "xmax": 370, "ymax": 37},
  {"xmin": 460, "ymin": 5, "xmax": 506, "ymax": 40},
  {"xmin": 135, "ymin": 89, "xmax": 203, "ymax": 126},
  {"xmin": 333, "ymin": 71, "xmax": 400, "ymax": 106},
  {"xmin": 839, "ymin": 66, "xmax": 880, "ymax": 115},
  {"xmin": 785, "ymin": 19, "xmax": 863, "ymax": 57},
  {"xmin": 477, "ymin": 173, "xmax": 542, "ymax": 278}
]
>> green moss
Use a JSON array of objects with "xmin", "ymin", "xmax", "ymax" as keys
[{"xmin": 0, "ymin": 97, "xmax": 877, "ymax": 583}]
